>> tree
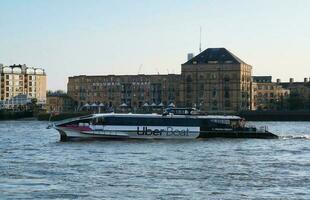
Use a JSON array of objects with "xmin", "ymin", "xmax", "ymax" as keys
[
  {"xmin": 287, "ymin": 92, "xmax": 304, "ymax": 110},
  {"xmin": 31, "ymin": 98, "xmax": 38, "ymax": 105}
]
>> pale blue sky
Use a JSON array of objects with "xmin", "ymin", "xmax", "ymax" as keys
[{"xmin": 0, "ymin": 0, "xmax": 309, "ymax": 90}]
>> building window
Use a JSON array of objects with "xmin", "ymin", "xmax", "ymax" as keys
[
  {"xmin": 212, "ymin": 100, "xmax": 218, "ymax": 110},
  {"xmin": 225, "ymin": 100, "xmax": 231, "ymax": 108},
  {"xmin": 224, "ymin": 75, "xmax": 230, "ymax": 82},
  {"xmin": 224, "ymin": 90, "xmax": 230, "ymax": 98},
  {"xmin": 208, "ymin": 61, "xmax": 218, "ymax": 64},
  {"xmin": 199, "ymin": 83, "xmax": 204, "ymax": 97},
  {"xmin": 212, "ymin": 88, "xmax": 217, "ymax": 97},
  {"xmin": 186, "ymin": 75, "xmax": 192, "ymax": 82}
]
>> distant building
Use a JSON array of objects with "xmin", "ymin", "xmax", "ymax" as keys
[
  {"xmin": 278, "ymin": 78, "xmax": 310, "ymax": 110},
  {"xmin": 67, "ymin": 74, "xmax": 181, "ymax": 112},
  {"xmin": 252, "ymin": 76, "xmax": 290, "ymax": 110},
  {"xmin": 46, "ymin": 93, "xmax": 77, "ymax": 113},
  {"xmin": 0, "ymin": 64, "xmax": 46, "ymax": 109},
  {"xmin": 67, "ymin": 47, "xmax": 309, "ymax": 113},
  {"xmin": 181, "ymin": 48, "xmax": 252, "ymax": 113},
  {"xmin": 68, "ymin": 48, "xmax": 255, "ymax": 113}
]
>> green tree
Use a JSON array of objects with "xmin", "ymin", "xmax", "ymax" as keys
[{"xmin": 288, "ymin": 92, "xmax": 304, "ymax": 110}]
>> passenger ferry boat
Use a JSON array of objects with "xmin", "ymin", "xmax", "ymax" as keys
[{"xmin": 50, "ymin": 108, "xmax": 278, "ymax": 141}]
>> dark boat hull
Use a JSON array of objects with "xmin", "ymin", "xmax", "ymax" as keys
[{"xmin": 198, "ymin": 130, "xmax": 278, "ymax": 139}]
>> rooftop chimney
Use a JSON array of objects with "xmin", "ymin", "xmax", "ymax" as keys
[
  {"xmin": 276, "ymin": 78, "xmax": 281, "ymax": 83},
  {"xmin": 187, "ymin": 53, "xmax": 194, "ymax": 61},
  {"xmin": 304, "ymin": 78, "xmax": 309, "ymax": 83},
  {"xmin": 289, "ymin": 78, "xmax": 294, "ymax": 83}
]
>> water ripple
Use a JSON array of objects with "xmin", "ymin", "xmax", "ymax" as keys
[{"xmin": 0, "ymin": 121, "xmax": 310, "ymax": 199}]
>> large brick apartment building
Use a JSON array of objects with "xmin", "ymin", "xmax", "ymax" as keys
[
  {"xmin": 68, "ymin": 74, "xmax": 181, "ymax": 111},
  {"xmin": 181, "ymin": 48, "xmax": 252, "ymax": 112}
]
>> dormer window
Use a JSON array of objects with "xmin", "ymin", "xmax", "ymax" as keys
[
  {"xmin": 224, "ymin": 60, "xmax": 233, "ymax": 64},
  {"xmin": 208, "ymin": 61, "xmax": 218, "ymax": 64},
  {"xmin": 192, "ymin": 61, "xmax": 198, "ymax": 64}
]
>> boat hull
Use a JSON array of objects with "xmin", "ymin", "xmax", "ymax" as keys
[{"xmin": 55, "ymin": 125, "xmax": 278, "ymax": 141}]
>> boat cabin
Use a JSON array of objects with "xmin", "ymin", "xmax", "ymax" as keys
[{"xmin": 163, "ymin": 108, "xmax": 201, "ymax": 116}]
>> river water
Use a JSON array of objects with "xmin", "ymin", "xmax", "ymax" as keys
[{"xmin": 0, "ymin": 120, "xmax": 309, "ymax": 200}]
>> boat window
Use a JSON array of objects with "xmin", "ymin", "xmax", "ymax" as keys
[
  {"xmin": 239, "ymin": 119, "xmax": 246, "ymax": 128},
  {"xmin": 76, "ymin": 119, "xmax": 91, "ymax": 126},
  {"xmin": 210, "ymin": 119, "xmax": 230, "ymax": 125},
  {"xmin": 230, "ymin": 120, "xmax": 238, "ymax": 128},
  {"xmin": 79, "ymin": 122, "xmax": 89, "ymax": 126},
  {"xmin": 62, "ymin": 118, "xmax": 90, "ymax": 126},
  {"xmin": 90, "ymin": 117, "xmax": 105, "ymax": 125}
]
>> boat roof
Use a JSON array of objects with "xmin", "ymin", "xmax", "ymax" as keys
[{"xmin": 85, "ymin": 113, "xmax": 241, "ymax": 120}]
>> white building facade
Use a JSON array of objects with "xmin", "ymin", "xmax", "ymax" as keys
[{"xmin": 0, "ymin": 64, "xmax": 47, "ymax": 109}]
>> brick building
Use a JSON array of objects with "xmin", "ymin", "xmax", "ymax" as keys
[
  {"xmin": 181, "ymin": 48, "xmax": 252, "ymax": 113},
  {"xmin": 252, "ymin": 76, "xmax": 290, "ymax": 110},
  {"xmin": 67, "ymin": 74, "xmax": 181, "ymax": 112},
  {"xmin": 67, "ymin": 48, "xmax": 253, "ymax": 113},
  {"xmin": 46, "ymin": 93, "xmax": 76, "ymax": 113},
  {"xmin": 278, "ymin": 78, "xmax": 310, "ymax": 110}
]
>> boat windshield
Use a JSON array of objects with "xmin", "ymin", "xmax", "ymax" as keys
[{"xmin": 90, "ymin": 116, "xmax": 105, "ymax": 125}]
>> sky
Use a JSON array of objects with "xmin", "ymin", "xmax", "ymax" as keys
[{"xmin": 0, "ymin": 0, "xmax": 309, "ymax": 90}]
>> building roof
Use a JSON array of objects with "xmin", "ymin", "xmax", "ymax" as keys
[
  {"xmin": 183, "ymin": 48, "xmax": 247, "ymax": 65},
  {"xmin": 252, "ymin": 76, "xmax": 272, "ymax": 83},
  {"xmin": 279, "ymin": 82, "xmax": 310, "ymax": 88}
]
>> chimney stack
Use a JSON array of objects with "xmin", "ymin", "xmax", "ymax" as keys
[
  {"xmin": 304, "ymin": 78, "xmax": 309, "ymax": 83},
  {"xmin": 289, "ymin": 78, "xmax": 294, "ymax": 83},
  {"xmin": 276, "ymin": 78, "xmax": 281, "ymax": 83},
  {"xmin": 187, "ymin": 53, "xmax": 194, "ymax": 61}
]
